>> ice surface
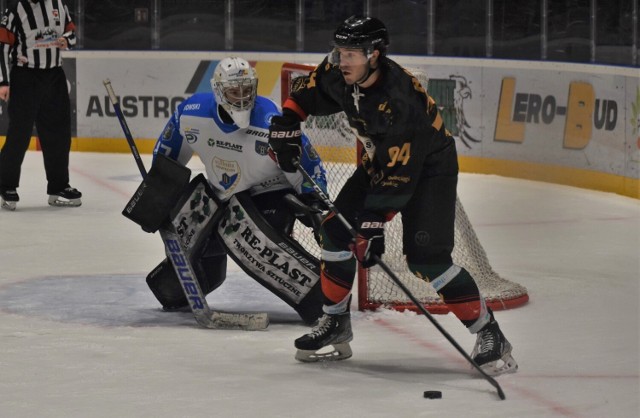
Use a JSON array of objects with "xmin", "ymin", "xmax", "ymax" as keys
[{"xmin": 0, "ymin": 151, "xmax": 638, "ymax": 417}]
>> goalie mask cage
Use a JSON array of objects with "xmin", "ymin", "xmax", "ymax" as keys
[{"xmin": 281, "ymin": 62, "xmax": 528, "ymax": 314}]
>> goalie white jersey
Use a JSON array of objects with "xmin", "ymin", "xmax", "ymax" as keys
[{"xmin": 153, "ymin": 92, "xmax": 327, "ymax": 201}]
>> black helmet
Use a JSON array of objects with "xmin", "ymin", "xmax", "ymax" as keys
[{"xmin": 333, "ymin": 15, "xmax": 389, "ymax": 53}]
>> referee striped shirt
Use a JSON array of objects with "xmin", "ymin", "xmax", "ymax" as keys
[{"xmin": 0, "ymin": 0, "xmax": 76, "ymax": 85}]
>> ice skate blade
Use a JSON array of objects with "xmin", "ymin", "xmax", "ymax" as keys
[
  {"xmin": 295, "ymin": 342, "xmax": 352, "ymax": 363},
  {"xmin": 1, "ymin": 200, "xmax": 16, "ymax": 211},
  {"xmin": 48, "ymin": 196, "xmax": 82, "ymax": 207},
  {"xmin": 475, "ymin": 352, "xmax": 518, "ymax": 376}
]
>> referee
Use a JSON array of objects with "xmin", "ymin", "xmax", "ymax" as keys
[{"xmin": 0, "ymin": 0, "xmax": 81, "ymax": 211}]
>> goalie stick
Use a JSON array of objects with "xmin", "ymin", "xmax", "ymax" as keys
[
  {"xmin": 103, "ymin": 79, "xmax": 268, "ymax": 331},
  {"xmin": 293, "ymin": 160, "xmax": 506, "ymax": 401}
]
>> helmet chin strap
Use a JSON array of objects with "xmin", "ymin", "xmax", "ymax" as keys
[{"xmin": 355, "ymin": 57, "xmax": 379, "ymax": 85}]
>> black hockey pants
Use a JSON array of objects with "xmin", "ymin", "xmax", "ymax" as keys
[{"xmin": 0, "ymin": 66, "xmax": 71, "ymax": 194}]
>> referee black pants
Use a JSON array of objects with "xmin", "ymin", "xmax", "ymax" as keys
[{"xmin": 0, "ymin": 66, "xmax": 71, "ymax": 194}]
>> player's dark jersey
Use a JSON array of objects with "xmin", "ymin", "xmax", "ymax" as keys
[{"xmin": 284, "ymin": 56, "xmax": 457, "ymax": 216}]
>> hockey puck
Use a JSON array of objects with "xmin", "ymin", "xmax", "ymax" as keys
[{"xmin": 423, "ymin": 391, "xmax": 442, "ymax": 399}]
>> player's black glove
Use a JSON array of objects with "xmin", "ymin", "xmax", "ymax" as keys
[
  {"xmin": 297, "ymin": 193, "xmax": 325, "ymax": 228},
  {"xmin": 269, "ymin": 111, "xmax": 302, "ymax": 173},
  {"xmin": 352, "ymin": 212, "xmax": 386, "ymax": 268},
  {"xmin": 283, "ymin": 193, "xmax": 325, "ymax": 244}
]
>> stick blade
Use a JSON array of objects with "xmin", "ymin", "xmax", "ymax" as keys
[{"xmin": 208, "ymin": 311, "xmax": 269, "ymax": 331}]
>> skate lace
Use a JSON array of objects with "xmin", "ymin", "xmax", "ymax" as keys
[
  {"xmin": 309, "ymin": 315, "xmax": 334, "ymax": 339},
  {"xmin": 478, "ymin": 328, "xmax": 495, "ymax": 353}
]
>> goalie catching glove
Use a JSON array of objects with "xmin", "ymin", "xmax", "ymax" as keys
[
  {"xmin": 352, "ymin": 212, "xmax": 386, "ymax": 268},
  {"xmin": 269, "ymin": 111, "xmax": 302, "ymax": 173}
]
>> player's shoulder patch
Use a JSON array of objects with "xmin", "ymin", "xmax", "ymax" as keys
[
  {"xmin": 290, "ymin": 75, "xmax": 308, "ymax": 94},
  {"xmin": 250, "ymin": 96, "xmax": 279, "ymax": 128},
  {"xmin": 161, "ymin": 120, "xmax": 176, "ymax": 141}
]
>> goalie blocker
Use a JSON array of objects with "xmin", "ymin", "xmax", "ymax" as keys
[{"xmin": 124, "ymin": 156, "xmax": 323, "ymax": 324}]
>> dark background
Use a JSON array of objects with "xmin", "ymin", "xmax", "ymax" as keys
[{"xmin": 41, "ymin": 0, "xmax": 639, "ymax": 67}]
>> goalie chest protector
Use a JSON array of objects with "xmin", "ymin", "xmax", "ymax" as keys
[{"xmin": 217, "ymin": 192, "xmax": 323, "ymax": 324}]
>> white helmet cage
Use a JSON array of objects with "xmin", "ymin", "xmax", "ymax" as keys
[{"xmin": 211, "ymin": 57, "xmax": 258, "ymax": 128}]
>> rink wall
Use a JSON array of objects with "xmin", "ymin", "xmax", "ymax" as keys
[{"xmin": 0, "ymin": 50, "xmax": 637, "ymax": 199}]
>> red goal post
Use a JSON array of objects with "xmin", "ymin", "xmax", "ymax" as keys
[{"xmin": 280, "ymin": 62, "xmax": 529, "ymax": 314}]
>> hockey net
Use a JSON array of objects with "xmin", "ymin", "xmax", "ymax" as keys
[{"xmin": 281, "ymin": 62, "xmax": 528, "ymax": 314}]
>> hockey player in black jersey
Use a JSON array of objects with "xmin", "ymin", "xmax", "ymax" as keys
[{"xmin": 268, "ymin": 15, "xmax": 517, "ymax": 375}]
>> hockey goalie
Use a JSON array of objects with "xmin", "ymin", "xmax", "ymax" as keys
[{"xmin": 123, "ymin": 57, "xmax": 327, "ymax": 325}]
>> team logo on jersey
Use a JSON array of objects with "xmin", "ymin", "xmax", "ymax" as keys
[
  {"xmin": 214, "ymin": 140, "xmax": 243, "ymax": 152},
  {"xmin": 303, "ymin": 142, "xmax": 319, "ymax": 160},
  {"xmin": 212, "ymin": 157, "xmax": 240, "ymax": 192},
  {"xmin": 162, "ymin": 121, "xmax": 175, "ymax": 140},
  {"xmin": 35, "ymin": 28, "xmax": 58, "ymax": 43},
  {"xmin": 52, "ymin": 9, "xmax": 60, "ymax": 24},
  {"xmin": 254, "ymin": 140, "xmax": 269, "ymax": 156},
  {"xmin": 184, "ymin": 127, "xmax": 200, "ymax": 144}
]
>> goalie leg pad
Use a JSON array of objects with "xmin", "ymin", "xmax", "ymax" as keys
[
  {"xmin": 147, "ymin": 236, "xmax": 228, "ymax": 311},
  {"xmin": 218, "ymin": 191, "xmax": 324, "ymax": 324},
  {"xmin": 196, "ymin": 237, "xmax": 228, "ymax": 295},
  {"xmin": 147, "ymin": 259, "xmax": 188, "ymax": 311}
]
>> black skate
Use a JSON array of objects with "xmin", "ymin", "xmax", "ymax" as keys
[
  {"xmin": 1, "ymin": 189, "xmax": 19, "ymax": 211},
  {"xmin": 48, "ymin": 187, "xmax": 82, "ymax": 207},
  {"xmin": 294, "ymin": 312, "xmax": 353, "ymax": 362},
  {"xmin": 471, "ymin": 313, "xmax": 518, "ymax": 376}
]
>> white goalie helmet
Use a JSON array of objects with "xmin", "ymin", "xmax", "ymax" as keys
[{"xmin": 211, "ymin": 57, "xmax": 258, "ymax": 129}]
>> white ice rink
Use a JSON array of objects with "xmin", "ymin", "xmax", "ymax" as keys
[{"xmin": 0, "ymin": 151, "xmax": 638, "ymax": 418}]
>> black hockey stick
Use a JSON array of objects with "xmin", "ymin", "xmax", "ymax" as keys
[
  {"xmin": 102, "ymin": 79, "xmax": 147, "ymax": 178},
  {"xmin": 294, "ymin": 161, "xmax": 506, "ymax": 400},
  {"xmin": 103, "ymin": 79, "xmax": 268, "ymax": 331}
]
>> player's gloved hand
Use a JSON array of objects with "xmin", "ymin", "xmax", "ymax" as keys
[
  {"xmin": 352, "ymin": 212, "xmax": 386, "ymax": 268},
  {"xmin": 269, "ymin": 112, "xmax": 302, "ymax": 173},
  {"xmin": 296, "ymin": 193, "xmax": 325, "ymax": 229}
]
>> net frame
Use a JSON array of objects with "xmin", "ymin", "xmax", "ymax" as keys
[{"xmin": 281, "ymin": 62, "xmax": 528, "ymax": 313}]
